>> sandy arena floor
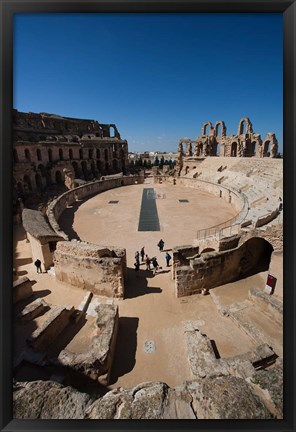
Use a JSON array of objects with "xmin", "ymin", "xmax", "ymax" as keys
[{"xmin": 13, "ymin": 181, "xmax": 283, "ymax": 390}]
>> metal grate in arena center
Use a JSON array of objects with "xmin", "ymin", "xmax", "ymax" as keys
[
  {"xmin": 108, "ymin": 200, "xmax": 119, "ymax": 204},
  {"xmin": 138, "ymin": 188, "xmax": 160, "ymax": 231},
  {"xmin": 179, "ymin": 199, "xmax": 189, "ymax": 203}
]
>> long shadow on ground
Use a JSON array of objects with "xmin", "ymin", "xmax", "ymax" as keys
[
  {"xmin": 109, "ymin": 316, "xmax": 139, "ymax": 385},
  {"xmin": 124, "ymin": 268, "xmax": 162, "ymax": 299},
  {"xmin": 58, "ymin": 200, "xmax": 84, "ymax": 240}
]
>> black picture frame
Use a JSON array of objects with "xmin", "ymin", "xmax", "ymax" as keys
[{"xmin": 1, "ymin": 1, "xmax": 295, "ymax": 431}]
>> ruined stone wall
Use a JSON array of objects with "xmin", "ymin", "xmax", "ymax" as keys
[
  {"xmin": 26, "ymin": 233, "xmax": 53, "ymax": 271},
  {"xmin": 175, "ymin": 248, "xmax": 244, "ymax": 297},
  {"xmin": 174, "ymin": 236, "xmax": 273, "ymax": 297},
  {"xmin": 53, "ymin": 241, "xmax": 126, "ymax": 298},
  {"xmin": 179, "ymin": 117, "xmax": 279, "ymax": 159},
  {"xmin": 13, "ymin": 110, "xmax": 129, "ymax": 195},
  {"xmin": 239, "ymin": 225, "xmax": 283, "ymax": 252}
]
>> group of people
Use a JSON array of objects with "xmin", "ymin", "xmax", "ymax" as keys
[{"xmin": 134, "ymin": 242, "xmax": 172, "ymax": 275}]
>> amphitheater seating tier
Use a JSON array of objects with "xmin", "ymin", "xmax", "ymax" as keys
[{"xmin": 182, "ymin": 157, "xmax": 283, "ymax": 233}]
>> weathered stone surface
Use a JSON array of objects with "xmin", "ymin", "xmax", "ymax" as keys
[
  {"xmin": 13, "ymin": 277, "xmax": 33, "ymax": 304},
  {"xmin": 53, "ymin": 240, "xmax": 126, "ymax": 298},
  {"xmin": 187, "ymin": 376, "xmax": 273, "ymax": 419},
  {"xmin": 27, "ymin": 305, "xmax": 75, "ymax": 350},
  {"xmin": 57, "ymin": 304, "xmax": 119, "ymax": 384},
  {"xmin": 248, "ymin": 359, "xmax": 283, "ymax": 418},
  {"xmin": 13, "ymin": 380, "xmax": 93, "ymax": 419},
  {"xmin": 18, "ymin": 298, "xmax": 48, "ymax": 321},
  {"xmin": 14, "ymin": 375, "xmax": 276, "ymax": 419}
]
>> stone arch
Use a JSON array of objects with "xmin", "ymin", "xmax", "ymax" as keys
[
  {"xmin": 24, "ymin": 148, "xmax": 31, "ymax": 162},
  {"xmin": 23, "ymin": 175, "xmax": 32, "ymax": 191},
  {"xmin": 35, "ymin": 173, "xmax": 42, "ymax": 190},
  {"xmin": 55, "ymin": 170, "xmax": 63, "ymax": 184},
  {"xmin": 90, "ymin": 160, "xmax": 96, "ymax": 175},
  {"xmin": 59, "ymin": 149, "xmax": 64, "ymax": 161},
  {"xmin": 16, "ymin": 181, "xmax": 23, "ymax": 194},
  {"xmin": 231, "ymin": 142, "xmax": 238, "ymax": 157},
  {"xmin": 96, "ymin": 160, "xmax": 102, "ymax": 171},
  {"xmin": 72, "ymin": 161, "xmax": 79, "ymax": 177},
  {"xmin": 238, "ymin": 117, "xmax": 253, "ymax": 135},
  {"xmin": 214, "ymin": 121, "xmax": 226, "ymax": 137},
  {"xmin": 109, "ymin": 126, "xmax": 115, "ymax": 138},
  {"xmin": 201, "ymin": 121, "xmax": 213, "ymax": 136},
  {"xmin": 79, "ymin": 149, "xmax": 83, "ymax": 160},
  {"xmin": 37, "ymin": 164, "xmax": 46, "ymax": 177},
  {"xmin": 36, "ymin": 148, "xmax": 42, "ymax": 161},
  {"xmin": 185, "ymin": 166, "xmax": 189, "ymax": 175},
  {"xmin": 48, "ymin": 148, "xmax": 53, "ymax": 162},
  {"xmin": 89, "ymin": 149, "xmax": 93, "ymax": 159},
  {"xmin": 96, "ymin": 149, "xmax": 101, "ymax": 159},
  {"xmin": 69, "ymin": 148, "xmax": 73, "ymax": 159},
  {"xmin": 104, "ymin": 149, "xmax": 109, "ymax": 161},
  {"xmin": 113, "ymin": 159, "xmax": 118, "ymax": 171},
  {"xmin": 13, "ymin": 149, "xmax": 19, "ymax": 163},
  {"xmin": 263, "ymin": 140, "xmax": 271, "ymax": 157},
  {"xmin": 238, "ymin": 237, "xmax": 273, "ymax": 278},
  {"xmin": 81, "ymin": 160, "xmax": 88, "ymax": 179}
]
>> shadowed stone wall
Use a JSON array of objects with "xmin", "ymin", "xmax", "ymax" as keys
[
  {"xmin": 174, "ymin": 237, "xmax": 274, "ymax": 297},
  {"xmin": 53, "ymin": 241, "xmax": 126, "ymax": 298}
]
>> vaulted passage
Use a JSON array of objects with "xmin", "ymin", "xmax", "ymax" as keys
[{"xmin": 138, "ymin": 188, "xmax": 160, "ymax": 231}]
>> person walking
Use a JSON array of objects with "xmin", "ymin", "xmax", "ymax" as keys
[
  {"xmin": 140, "ymin": 247, "xmax": 145, "ymax": 262},
  {"xmin": 165, "ymin": 252, "xmax": 171, "ymax": 267},
  {"xmin": 152, "ymin": 257, "xmax": 159, "ymax": 274},
  {"xmin": 157, "ymin": 239, "xmax": 164, "ymax": 251},
  {"xmin": 145, "ymin": 254, "xmax": 151, "ymax": 270},
  {"xmin": 34, "ymin": 259, "xmax": 42, "ymax": 273},
  {"xmin": 135, "ymin": 251, "xmax": 140, "ymax": 261}
]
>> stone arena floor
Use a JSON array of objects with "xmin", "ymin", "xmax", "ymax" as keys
[{"xmin": 13, "ymin": 180, "xmax": 283, "ymax": 391}]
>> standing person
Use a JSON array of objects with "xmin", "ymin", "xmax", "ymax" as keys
[
  {"xmin": 152, "ymin": 257, "xmax": 159, "ymax": 274},
  {"xmin": 165, "ymin": 252, "xmax": 171, "ymax": 267},
  {"xmin": 135, "ymin": 251, "xmax": 140, "ymax": 261},
  {"xmin": 145, "ymin": 254, "xmax": 151, "ymax": 270},
  {"xmin": 34, "ymin": 259, "xmax": 42, "ymax": 273},
  {"xmin": 140, "ymin": 247, "xmax": 145, "ymax": 262},
  {"xmin": 157, "ymin": 239, "xmax": 164, "ymax": 251},
  {"xmin": 134, "ymin": 260, "xmax": 140, "ymax": 272}
]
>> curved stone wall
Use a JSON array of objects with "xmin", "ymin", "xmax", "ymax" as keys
[{"xmin": 47, "ymin": 175, "xmax": 144, "ymax": 240}]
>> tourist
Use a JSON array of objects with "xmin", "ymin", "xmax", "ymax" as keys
[
  {"xmin": 145, "ymin": 254, "xmax": 151, "ymax": 270},
  {"xmin": 157, "ymin": 239, "xmax": 164, "ymax": 251},
  {"xmin": 34, "ymin": 259, "xmax": 42, "ymax": 273},
  {"xmin": 152, "ymin": 257, "xmax": 159, "ymax": 274},
  {"xmin": 140, "ymin": 247, "xmax": 145, "ymax": 262},
  {"xmin": 134, "ymin": 260, "xmax": 140, "ymax": 272},
  {"xmin": 135, "ymin": 251, "xmax": 140, "ymax": 261},
  {"xmin": 165, "ymin": 252, "xmax": 171, "ymax": 267}
]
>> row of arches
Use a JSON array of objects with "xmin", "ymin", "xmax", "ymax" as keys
[
  {"xmin": 15, "ymin": 156, "xmax": 125, "ymax": 194},
  {"xmin": 13, "ymin": 146, "xmax": 126, "ymax": 164},
  {"xmin": 229, "ymin": 140, "xmax": 273, "ymax": 158},
  {"xmin": 201, "ymin": 118, "xmax": 253, "ymax": 138}
]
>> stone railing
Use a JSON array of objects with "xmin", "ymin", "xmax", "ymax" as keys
[{"xmin": 47, "ymin": 175, "xmax": 144, "ymax": 239}]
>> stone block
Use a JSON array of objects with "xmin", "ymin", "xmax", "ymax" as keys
[{"xmin": 13, "ymin": 277, "xmax": 33, "ymax": 304}]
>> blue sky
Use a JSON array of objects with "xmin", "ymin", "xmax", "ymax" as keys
[{"xmin": 13, "ymin": 13, "xmax": 283, "ymax": 153}]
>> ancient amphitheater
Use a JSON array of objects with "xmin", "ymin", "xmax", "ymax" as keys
[{"xmin": 13, "ymin": 114, "xmax": 283, "ymax": 420}]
